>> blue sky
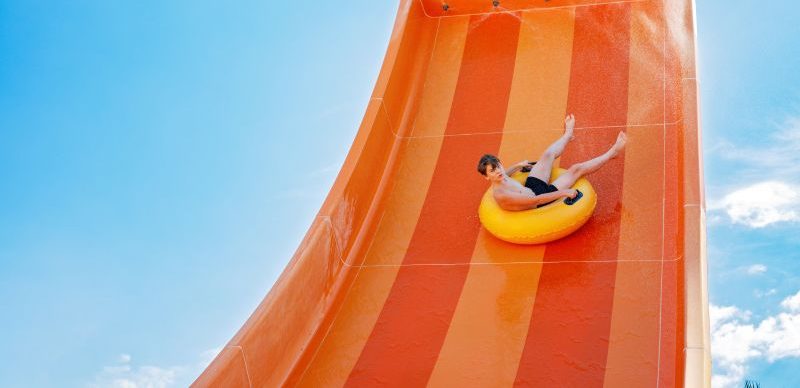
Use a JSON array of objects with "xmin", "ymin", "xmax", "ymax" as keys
[
  {"xmin": 0, "ymin": 1, "xmax": 798, "ymax": 387},
  {"xmin": 698, "ymin": 1, "xmax": 800, "ymax": 387},
  {"xmin": 0, "ymin": 1, "xmax": 394, "ymax": 386}
]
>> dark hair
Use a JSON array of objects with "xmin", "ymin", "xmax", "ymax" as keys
[{"xmin": 477, "ymin": 154, "xmax": 500, "ymax": 176}]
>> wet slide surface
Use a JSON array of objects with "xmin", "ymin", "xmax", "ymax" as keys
[{"xmin": 195, "ymin": 0, "xmax": 708, "ymax": 387}]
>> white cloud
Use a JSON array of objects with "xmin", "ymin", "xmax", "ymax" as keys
[
  {"xmin": 781, "ymin": 291, "xmax": 800, "ymax": 311},
  {"xmin": 708, "ymin": 181, "xmax": 800, "ymax": 228},
  {"xmin": 711, "ymin": 115, "xmax": 800, "ymax": 180},
  {"xmin": 745, "ymin": 264, "xmax": 767, "ymax": 275},
  {"xmin": 754, "ymin": 288, "xmax": 777, "ymax": 298},
  {"xmin": 86, "ymin": 361, "xmax": 180, "ymax": 388},
  {"xmin": 87, "ymin": 348, "xmax": 223, "ymax": 388},
  {"xmin": 708, "ymin": 115, "xmax": 800, "ymax": 228},
  {"xmin": 711, "ymin": 290, "xmax": 800, "ymax": 387}
]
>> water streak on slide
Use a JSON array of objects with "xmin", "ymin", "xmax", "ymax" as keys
[{"xmin": 194, "ymin": 0, "xmax": 709, "ymax": 386}]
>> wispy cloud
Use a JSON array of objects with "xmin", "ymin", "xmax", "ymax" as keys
[
  {"xmin": 710, "ymin": 115, "xmax": 800, "ymax": 180},
  {"xmin": 86, "ymin": 355, "xmax": 180, "ymax": 388},
  {"xmin": 708, "ymin": 115, "xmax": 800, "ymax": 228},
  {"xmin": 274, "ymin": 160, "xmax": 343, "ymax": 199},
  {"xmin": 86, "ymin": 348, "xmax": 222, "ymax": 388},
  {"xmin": 754, "ymin": 288, "xmax": 777, "ymax": 298},
  {"xmin": 309, "ymin": 162, "xmax": 341, "ymax": 178},
  {"xmin": 745, "ymin": 264, "xmax": 767, "ymax": 275},
  {"xmin": 711, "ymin": 290, "xmax": 800, "ymax": 387}
]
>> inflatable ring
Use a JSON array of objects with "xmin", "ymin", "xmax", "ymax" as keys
[{"xmin": 478, "ymin": 168, "xmax": 597, "ymax": 244}]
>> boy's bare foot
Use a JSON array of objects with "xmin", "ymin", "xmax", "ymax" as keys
[
  {"xmin": 610, "ymin": 131, "xmax": 627, "ymax": 157},
  {"xmin": 564, "ymin": 113, "xmax": 576, "ymax": 140}
]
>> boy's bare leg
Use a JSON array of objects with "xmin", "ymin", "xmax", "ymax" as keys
[
  {"xmin": 551, "ymin": 131, "xmax": 627, "ymax": 190},
  {"xmin": 528, "ymin": 114, "xmax": 576, "ymax": 183}
]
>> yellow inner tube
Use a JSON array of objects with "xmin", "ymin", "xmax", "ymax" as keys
[{"xmin": 478, "ymin": 168, "xmax": 598, "ymax": 244}]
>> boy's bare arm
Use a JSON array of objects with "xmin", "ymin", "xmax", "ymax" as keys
[
  {"xmin": 498, "ymin": 189, "xmax": 575, "ymax": 210},
  {"xmin": 504, "ymin": 160, "xmax": 530, "ymax": 176}
]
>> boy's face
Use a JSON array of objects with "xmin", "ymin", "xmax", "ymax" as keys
[{"xmin": 484, "ymin": 162, "xmax": 505, "ymax": 183}]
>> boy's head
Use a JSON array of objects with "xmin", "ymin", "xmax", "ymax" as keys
[{"xmin": 477, "ymin": 154, "xmax": 504, "ymax": 182}]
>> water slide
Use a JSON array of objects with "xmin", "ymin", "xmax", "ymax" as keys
[{"xmin": 194, "ymin": 0, "xmax": 709, "ymax": 386}]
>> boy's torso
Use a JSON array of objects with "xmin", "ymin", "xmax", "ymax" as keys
[{"xmin": 492, "ymin": 176, "xmax": 536, "ymax": 211}]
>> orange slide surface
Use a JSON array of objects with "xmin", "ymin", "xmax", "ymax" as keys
[{"xmin": 194, "ymin": 0, "xmax": 709, "ymax": 386}]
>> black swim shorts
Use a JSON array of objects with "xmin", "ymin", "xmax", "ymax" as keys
[{"xmin": 524, "ymin": 176, "xmax": 559, "ymax": 207}]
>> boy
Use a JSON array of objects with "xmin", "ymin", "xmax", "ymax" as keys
[{"xmin": 477, "ymin": 114, "xmax": 626, "ymax": 211}]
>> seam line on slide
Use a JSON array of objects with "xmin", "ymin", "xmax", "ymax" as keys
[
  {"xmin": 373, "ymin": 108, "xmax": 683, "ymax": 140},
  {"xmin": 427, "ymin": 0, "xmax": 649, "ymax": 20},
  {"xmin": 338, "ymin": 256, "xmax": 685, "ymax": 269},
  {"xmin": 656, "ymin": 0, "xmax": 667, "ymax": 383},
  {"xmin": 228, "ymin": 345, "xmax": 253, "ymax": 388}
]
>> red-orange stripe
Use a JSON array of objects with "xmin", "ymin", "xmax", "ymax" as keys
[
  {"xmin": 345, "ymin": 13, "xmax": 522, "ymax": 386},
  {"xmin": 514, "ymin": 4, "xmax": 632, "ymax": 386},
  {"xmin": 660, "ymin": 20, "xmax": 686, "ymax": 385}
]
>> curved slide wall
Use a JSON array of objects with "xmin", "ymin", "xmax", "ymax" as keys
[{"xmin": 194, "ymin": 0, "xmax": 709, "ymax": 386}]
